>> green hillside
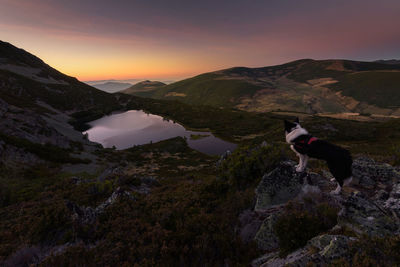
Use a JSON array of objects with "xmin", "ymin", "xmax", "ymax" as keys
[
  {"xmin": 153, "ymin": 73, "xmax": 263, "ymax": 107},
  {"xmin": 328, "ymin": 71, "xmax": 400, "ymax": 108},
  {"xmin": 120, "ymin": 80, "xmax": 165, "ymax": 97},
  {"xmin": 120, "ymin": 59, "xmax": 400, "ymax": 114}
]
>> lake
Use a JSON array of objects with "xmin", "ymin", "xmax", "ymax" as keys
[{"xmin": 83, "ymin": 110, "xmax": 236, "ymax": 155}]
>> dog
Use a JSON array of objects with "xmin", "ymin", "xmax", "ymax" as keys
[{"xmin": 284, "ymin": 118, "xmax": 352, "ymax": 194}]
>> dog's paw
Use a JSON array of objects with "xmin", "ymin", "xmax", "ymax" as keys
[
  {"xmin": 330, "ymin": 186, "xmax": 342, "ymax": 195},
  {"xmin": 296, "ymin": 166, "xmax": 305, "ymax": 172}
]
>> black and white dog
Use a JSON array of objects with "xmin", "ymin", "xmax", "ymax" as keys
[{"xmin": 284, "ymin": 118, "xmax": 352, "ymax": 194}]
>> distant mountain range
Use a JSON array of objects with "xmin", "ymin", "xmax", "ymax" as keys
[
  {"xmin": 85, "ymin": 78, "xmax": 175, "ymax": 93},
  {"xmin": 91, "ymin": 81, "xmax": 132, "ymax": 93},
  {"xmin": 120, "ymin": 59, "xmax": 400, "ymax": 116},
  {"xmin": 374, "ymin": 59, "xmax": 400, "ymax": 65}
]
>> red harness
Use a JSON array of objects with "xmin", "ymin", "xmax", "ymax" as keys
[{"xmin": 294, "ymin": 136, "xmax": 318, "ymax": 153}]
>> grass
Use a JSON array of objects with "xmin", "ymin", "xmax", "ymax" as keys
[
  {"xmin": 141, "ymin": 73, "xmax": 263, "ymax": 107},
  {"xmin": 190, "ymin": 134, "xmax": 209, "ymax": 140},
  {"xmin": 0, "ymin": 137, "xmax": 261, "ymax": 265},
  {"xmin": 0, "ymin": 132, "xmax": 90, "ymax": 164},
  {"xmin": 328, "ymin": 71, "xmax": 400, "ymax": 108}
]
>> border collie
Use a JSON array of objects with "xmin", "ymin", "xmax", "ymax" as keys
[{"xmin": 284, "ymin": 118, "xmax": 352, "ymax": 194}]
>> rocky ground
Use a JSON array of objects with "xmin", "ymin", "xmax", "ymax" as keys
[{"xmin": 235, "ymin": 158, "xmax": 400, "ymax": 266}]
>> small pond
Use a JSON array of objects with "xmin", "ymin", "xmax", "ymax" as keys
[{"xmin": 83, "ymin": 110, "xmax": 236, "ymax": 155}]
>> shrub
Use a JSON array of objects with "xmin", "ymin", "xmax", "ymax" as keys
[
  {"xmin": 274, "ymin": 196, "xmax": 340, "ymax": 256},
  {"xmin": 219, "ymin": 142, "xmax": 288, "ymax": 189}
]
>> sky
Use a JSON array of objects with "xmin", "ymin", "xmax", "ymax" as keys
[{"xmin": 1, "ymin": 0, "xmax": 400, "ymax": 81}]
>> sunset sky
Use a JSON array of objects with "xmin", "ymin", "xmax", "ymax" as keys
[{"xmin": 1, "ymin": 0, "xmax": 400, "ymax": 81}]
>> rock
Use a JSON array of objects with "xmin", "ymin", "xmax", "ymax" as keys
[
  {"xmin": 374, "ymin": 189, "xmax": 390, "ymax": 201},
  {"xmin": 352, "ymin": 157, "xmax": 400, "ymax": 187},
  {"xmin": 254, "ymin": 213, "xmax": 280, "ymax": 251},
  {"xmin": 215, "ymin": 150, "xmax": 231, "ymax": 168},
  {"xmin": 255, "ymin": 161, "xmax": 304, "ymax": 211},
  {"xmin": 310, "ymin": 235, "xmax": 353, "ymax": 261},
  {"xmin": 66, "ymin": 187, "xmax": 135, "ymax": 225},
  {"xmin": 338, "ymin": 191, "xmax": 398, "ymax": 237},
  {"xmin": 238, "ymin": 210, "xmax": 265, "ymax": 244},
  {"xmin": 252, "ymin": 235, "xmax": 352, "ymax": 267},
  {"xmin": 384, "ymin": 182, "xmax": 400, "ymax": 219}
]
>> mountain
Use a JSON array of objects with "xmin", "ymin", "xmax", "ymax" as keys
[
  {"xmin": 119, "ymin": 80, "xmax": 166, "ymax": 96},
  {"xmin": 90, "ymin": 81, "xmax": 132, "ymax": 93},
  {"xmin": 1, "ymin": 40, "xmax": 400, "ymax": 266},
  {"xmin": 0, "ymin": 41, "xmax": 120, "ymax": 113},
  {"xmin": 374, "ymin": 59, "xmax": 400, "ymax": 65},
  {"xmin": 121, "ymin": 59, "xmax": 400, "ymax": 116}
]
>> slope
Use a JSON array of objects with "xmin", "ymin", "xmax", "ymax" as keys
[{"xmin": 120, "ymin": 59, "xmax": 400, "ymax": 115}]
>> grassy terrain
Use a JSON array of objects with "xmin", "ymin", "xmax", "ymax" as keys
[
  {"xmin": 328, "ymin": 71, "xmax": 400, "ymax": 108},
  {"xmin": 151, "ymin": 73, "xmax": 262, "ymax": 107},
  {"xmin": 0, "ymin": 69, "xmax": 121, "ymax": 113},
  {"xmin": 2, "ymin": 100, "xmax": 400, "ymax": 265},
  {"xmin": 2, "ymin": 40, "xmax": 400, "ymax": 265},
  {"xmin": 120, "ymin": 80, "xmax": 166, "ymax": 96},
  {"xmin": 0, "ymin": 137, "xmax": 261, "ymax": 266},
  {"xmin": 0, "ymin": 132, "xmax": 90, "ymax": 164},
  {"xmin": 119, "ymin": 59, "xmax": 400, "ymax": 114}
]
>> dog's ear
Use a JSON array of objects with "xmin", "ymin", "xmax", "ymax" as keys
[{"xmin": 294, "ymin": 117, "xmax": 299, "ymax": 123}]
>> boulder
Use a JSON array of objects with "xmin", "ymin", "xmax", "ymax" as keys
[
  {"xmin": 252, "ymin": 235, "xmax": 352, "ymax": 267},
  {"xmin": 338, "ymin": 191, "xmax": 398, "ymax": 237},
  {"xmin": 352, "ymin": 157, "xmax": 400, "ymax": 187},
  {"xmin": 254, "ymin": 213, "xmax": 280, "ymax": 251},
  {"xmin": 384, "ymin": 182, "xmax": 400, "ymax": 220},
  {"xmin": 255, "ymin": 161, "xmax": 304, "ymax": 211}
]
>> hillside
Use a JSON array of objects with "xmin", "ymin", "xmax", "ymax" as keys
[
  {"xmin": 0, "ymin": 41, "xmax": 120, "ymax": 113},
  {"xmin": 119, "ymin": 80, "xmax": 166, "ymax": 96},
  {"xmin": 1, "ymin": 41, "xmax": 400, "ymax": 266},
  {"xmin": 120, "ymin": 59, "xmax": 400, "ymax": 116}
]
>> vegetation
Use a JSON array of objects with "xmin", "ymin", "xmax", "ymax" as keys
[
  {"xmin": 329, "ymin": 235, "xmax": 400, "ymax": 267},
  {"xmin": 189, "ymin": 134, "xmax": 209, "ymax": 140},
  {"xmin": 274, "ymin": 196, "xmax": 340, "ymax": 256},
  {"xmin": 0, "ymin": 132, "xmax": 90, "ymax": 164},
  {"xmin": 328, "ymin": 71, "xmax": 400, "ymax": 108},
  {"xmin": 119, "ymin": 59, "xmax": 400, "ymax": 113},
  {"xmin": 1, "ymin": 41, "xmax": 400, "ymax": 265},
  {"xmin": 0, "ymin": 137, "xmax": 261, "ymax": 265},
  {"xmin": 120, "ymin": 80, "xmax": 166, "ymax": 96},
  {"xmin": 123, "ymin": 72, "xmax": 263, "ymax": 107},
  {"xmin": 219, "ymin": 142, "xmax": 289, "ymax": 189}
]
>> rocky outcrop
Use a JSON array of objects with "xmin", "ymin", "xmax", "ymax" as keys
[
  {"xmin": 255, "ymin": 161, "xmax": 304, "ymax": 212},
  {"xmin": 251, "ymin": 157, "xmax": 400, "ymax": 266},
  {"xmin": 383, "ymin": 182, "xmax": 400, "ymax": 220},
  {"xmin": 253, "ymin": 234, "xmax": 354, "ymax": 267},
  {"xmin": 254, "ymin": 213, "xmax": 280, "ymax": 251},
  {"xmin": 66, "ymin": 187, "xmax": 135, "ymax": 225},
  {"xmin": 352, "ymin": 157, "xmax": 400, "ymax": 188},
  {"xmin": 338, "ymin": 191, "xmax": 397, "ymax": 236}
]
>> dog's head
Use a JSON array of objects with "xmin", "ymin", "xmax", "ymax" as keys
[{"xmin": 284, "ymin": 117, "xmax": 300, "ymax": 135}]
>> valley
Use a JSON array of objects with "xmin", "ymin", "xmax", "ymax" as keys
[{"xmin": 0, "ymin": 41, "xmax": 400, "ymax": 266}]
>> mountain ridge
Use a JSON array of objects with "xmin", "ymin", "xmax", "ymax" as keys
[{"xmin": 120, "ymin": 58, "xmax": 400, "ymax": 116}]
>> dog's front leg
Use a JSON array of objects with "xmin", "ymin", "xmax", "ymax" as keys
[
  {"xmin": 300, "ymin": 155, "xmax": 309, "ymax": 171},
  {"xmin": 290, "ymin": 145, "xmax": 301, "ymax": 168},
  {"xmin": 296, "ymin": 154, "xmax": 308, "ymax": 172}
]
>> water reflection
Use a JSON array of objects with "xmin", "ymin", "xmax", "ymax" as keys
[{"xmin": 83, "ymin": 110, "xmax": 236, "ymax": 155}]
